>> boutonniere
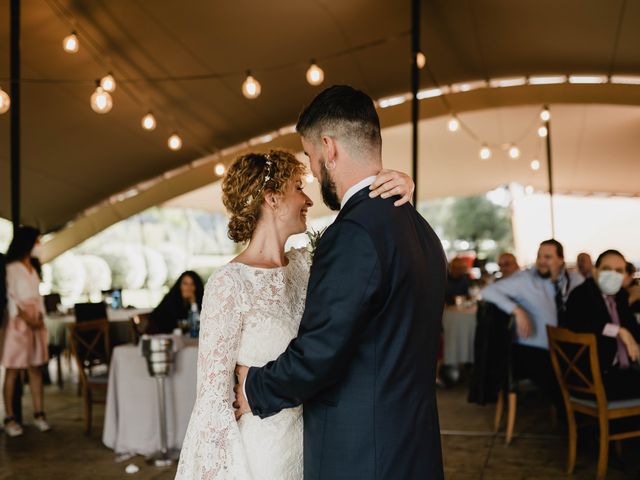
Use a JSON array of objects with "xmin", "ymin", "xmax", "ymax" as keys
[{"xmin": 306, "ymin": 227, "xmax": 327, "ymax": 262}]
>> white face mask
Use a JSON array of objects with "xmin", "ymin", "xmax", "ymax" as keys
[
  {"xmin": 597, "ymin": 270, "xmax": 624, "ymax": 296},
  {"xmin": 31, "ymin": 244, "xmax": 43, "ymax": 259}
]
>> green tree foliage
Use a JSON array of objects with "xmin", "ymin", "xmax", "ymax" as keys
[
  {"xmin": 419, "ymin": 194, "xmax": 513, "ymax": 257},
  {"xmin": 445, "ymin": 196, "xmax": 512, "ymax": 246}
]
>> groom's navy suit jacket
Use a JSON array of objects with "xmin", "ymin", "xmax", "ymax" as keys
[{"xmin": 246, "ymin": 187, "xmax": 447, "ymax": 479}]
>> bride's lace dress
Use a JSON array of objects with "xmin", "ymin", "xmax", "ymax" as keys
[{"xmin": 175, "ymin": 248, "xmax": 309, "ymax": 480}]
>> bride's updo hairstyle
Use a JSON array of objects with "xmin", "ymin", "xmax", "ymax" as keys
[{"xmin": 222, "ymin": 150, "xmax": 306, "ymax": 243}]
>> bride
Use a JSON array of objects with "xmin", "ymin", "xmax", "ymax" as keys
[{"xmin": 175, "ymin": 150, "xmax": 413, "ymax": 479}]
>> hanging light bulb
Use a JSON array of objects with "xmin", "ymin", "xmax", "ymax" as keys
[
  {"xmin": 141, "ymin": 112, "xmax": 157, "ymax": 131},
  {"xmin": 242, "ymin": 71, "xmax": 261, "ymax": 99},
  {"xmin": 214, "ymin": 163, "xmax": 226, "ymax": 176},
  {"xmin": 530, "ymin": 159, "xmax": 541, "ymax": 171},
  {"xmin": 537, "ymin": 125, "xmax": 548, "ymax": 137},
  {"xmin": 508, "ymin": 144, "xmax": 520, "ymax": 159},
  {"xmin": 306, "ymin": 61, "xmax": 325, "ymax": 86},
  {"xmin": 540, "ymin": 108, "xmax": 551, "ymax": 122},
  {"xmin": 0, "ymin": 86, "xmax": 10, "ymax": 114},
  {"xmin": 63, "ymin": 32, "xmax": 79, "ymax": 53},
  {"xmin": 90, "ymin": 85, "xmax": 113, "ymax": 114},
  {"xmin": 305, "ymin": 173, "xmax": 315, "ymax": 184},
  {"xmin": 447, "ymin": 116, "xmax": 460, "ymax": 132},
  {"xmin": 416, "ymin": 51, "xmax": 426, "ymax": 69},
  {"xmin": 100, "ymin": 74, "xmax": 116, "ymax": 93},
  {"xmin": 479, "ymin": 145, "xmax": 491, "ymax": 160},
  {"xmin": 168, "ymin": 133, "xmax": 182, "ymax": 151}
]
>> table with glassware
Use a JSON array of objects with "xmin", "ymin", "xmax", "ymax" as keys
[
  {"xmin": 102, "ymin": 336, "xmax": 198, "ymax": 456},
  {"xmin": 442, "ymin": 303, "xmax": 478, "ymax": 366}
]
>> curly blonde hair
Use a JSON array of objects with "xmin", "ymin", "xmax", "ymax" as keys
[{"xmin": 222, "ymin": 150, "xmax": 307, "ymax": 243}]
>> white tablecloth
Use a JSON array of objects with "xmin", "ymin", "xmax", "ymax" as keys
[
  {"xmin": 102, "ymin": 342, "xmax": 198, "ymax": 456},
  {"xmin": 45, "ymin": 308, "xmax": 152, "ymax": 349},
  {"xmin": 442, "ymin": 306, "xmax": 477, "ymax": 365}
]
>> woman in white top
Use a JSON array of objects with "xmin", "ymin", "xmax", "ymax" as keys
[
  {"xmin": 2, "ymin": 226, "xmax": 51, "ymax": 437},
  {"xmin": 175, "ymin": 151, "xmax": 413, "ymax": 479}
]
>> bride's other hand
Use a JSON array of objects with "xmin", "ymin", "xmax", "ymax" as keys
[
  {"xmin": 233, "ymin": 365, "xmax": 251, "ymax": 420},
  {"xmin": 369, "ymin": 169, "xmax": 414, "ymax": 206}
]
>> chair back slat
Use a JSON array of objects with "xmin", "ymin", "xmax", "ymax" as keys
[
  {"xmin": 547, "ymin": 326, "xmax": 608, "ymax": 410},
  {"xmin": 74, "ymin": 302, "xmax": 108, "ymax": 323},
  {"xmin": 67, "ymin": 319, "xmax": 110, "ymax": 383}
]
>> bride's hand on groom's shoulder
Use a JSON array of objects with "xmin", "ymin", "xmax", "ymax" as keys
[
  {"xmin": 233, "ymin": 365, "xmax": 251, "ymax": 420},
  {"xmin": 369, "ymin": 169, "xmax": 414, "ymax": 206}
]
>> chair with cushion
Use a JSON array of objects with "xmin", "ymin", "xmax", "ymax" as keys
[
  {"xmin": 547, "ymin": 326, "xmax": 640, "ymax": 479},
  {"xmin": 67, "ymin": 319, "xmax": 111, "ymax": 434}
]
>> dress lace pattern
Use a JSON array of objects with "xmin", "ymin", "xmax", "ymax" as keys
[{"xmin": 175, "ymin": 248, "xmax": 310, "ymax": 480}]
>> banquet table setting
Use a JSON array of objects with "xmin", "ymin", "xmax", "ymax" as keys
[
  {"xmin": 45, "ymin": 307, "xmax": 152, "ymax": 349},
  {"xmin": 442, "ymin": 302, "xmax": 478, "ymax": 367},
  {"xmin": 102, "ymin": 336, "xmax": 198, "ymax": 456}
]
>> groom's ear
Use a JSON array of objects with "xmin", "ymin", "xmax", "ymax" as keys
[{"xmin": 321, "ymin": 135, "xmax": 338, "ymax": 163}]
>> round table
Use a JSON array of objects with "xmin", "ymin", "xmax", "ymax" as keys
[
  {"xmin": 102, "ymin": 339, "xmax": 198, "ymax": 456},
  {"xmin": 442, "ymin": 305, "xmax": 477, "ymax": 366}
]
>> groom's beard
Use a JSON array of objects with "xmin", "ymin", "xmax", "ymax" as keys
[{"xmin": 320, "ymin": 162, "xmax": 341, "ymax": 211}]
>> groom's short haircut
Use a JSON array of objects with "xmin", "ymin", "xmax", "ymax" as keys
[{"xmin": 296, "ymin": 85, "xmax": 382, "ymax": 159}]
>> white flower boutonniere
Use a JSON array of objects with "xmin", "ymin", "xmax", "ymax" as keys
[{"xmin": 306, "ymin": 227, "xmax": 327, "ymax": 263}]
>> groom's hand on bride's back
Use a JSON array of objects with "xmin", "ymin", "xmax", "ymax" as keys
[
  {"xmin": 233, "ymin": 365, "xmax": 251, "ymax": 420},
  {"xmin": 368, "ymin": 169, "xmax": 414, "ymax": 206}
]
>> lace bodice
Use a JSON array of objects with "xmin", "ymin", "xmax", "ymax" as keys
[{"xmin": 175, "ymin": 248, "xmax": 310, "ymax": 480}]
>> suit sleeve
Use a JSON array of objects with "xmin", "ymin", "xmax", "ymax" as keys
[
  {"xmin": 565, "ymin": 287, "xmax": 602, "ymax": 335},
  {"xmin": 245, "ymin": 220, "xmax": 381, "ymax": 418},
  {"xmin": 480, "ymin": 276, "xmax": 520, "ymax": 315}
]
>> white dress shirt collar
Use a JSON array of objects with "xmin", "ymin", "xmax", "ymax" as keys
[{"xmin": 340, "ymin": 176, "xmax": 376, "ymax": 210}]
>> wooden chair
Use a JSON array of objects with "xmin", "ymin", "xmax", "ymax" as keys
[
  {"xmin": 67, "ymin": 319, "xmax": 111, "ymax": 435},
  {"xmin": 74, "ymin": 302, "xmax": 108, "ymax": 323},
  {"xmin": 547, "ymin": 326, "xmax": 640, "ymax": 479},
  {"xmin": 129, "ymin": 312, "xmax": 151, "ymax": 344}
]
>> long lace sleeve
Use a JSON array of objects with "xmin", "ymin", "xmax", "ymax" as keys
[{"xmin": 175, "ymin": 268, "xmax": 252, "ymax": 480}]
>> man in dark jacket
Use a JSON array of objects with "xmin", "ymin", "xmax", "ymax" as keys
[
  {"xmin": 235, "ymin": 85, "xmax": 447, "ymax": 479},
  {"xmin": 565, "ymin": 249, "xmax": 640, "ymax": 400}
]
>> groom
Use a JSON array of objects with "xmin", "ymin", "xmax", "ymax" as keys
[{"xmin": 235, "ymin": 85, "xmax": 446, "ymax": 479}]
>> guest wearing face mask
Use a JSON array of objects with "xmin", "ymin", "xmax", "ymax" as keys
[
  {"xmin": 565, "ymin": 249, "xmax": 640, "ymax": 400},
  {"xmin": 1, "ymin": 226, "xmax": 51, "ymax": 437}
]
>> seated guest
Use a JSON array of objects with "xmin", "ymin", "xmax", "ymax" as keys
[
  {"xmin": 148, "ymin": 271, "xmax": 204, "ymax": 334},
  {"xmin": 497, "ymin": 252, "xmax": 519, "ymax": 279},
  {"xmin": 481, "ymin": 239, "xmax": 584, "ymax": 406},
  {"xmin": 565, "ymin": 250, "xmax": 640, "ymax": 400},
  {"xmin": 576, "ymin": 252, "xmax": 593, "ymax": 278},
  {"xmin": 445, "ymin": 257, "xmax": 470, "ymax": 305},
  {"xmin": 623, "ymin": 261, "xmax": 640, "ymax": 314}
]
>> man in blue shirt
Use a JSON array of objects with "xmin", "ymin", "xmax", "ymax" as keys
[{"xmin": 481, "ymin": 239, "xmax": 584, "ymax": 403}]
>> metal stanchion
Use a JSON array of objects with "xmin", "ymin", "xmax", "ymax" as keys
[{"xmin": 142, "ymin": 336, "xmax": 180, "ymax": 467}]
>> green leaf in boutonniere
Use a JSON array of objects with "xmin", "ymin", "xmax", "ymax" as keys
[{"xmin": 306, "ymin": 227, "xmax": 327, "ymax": 263}]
